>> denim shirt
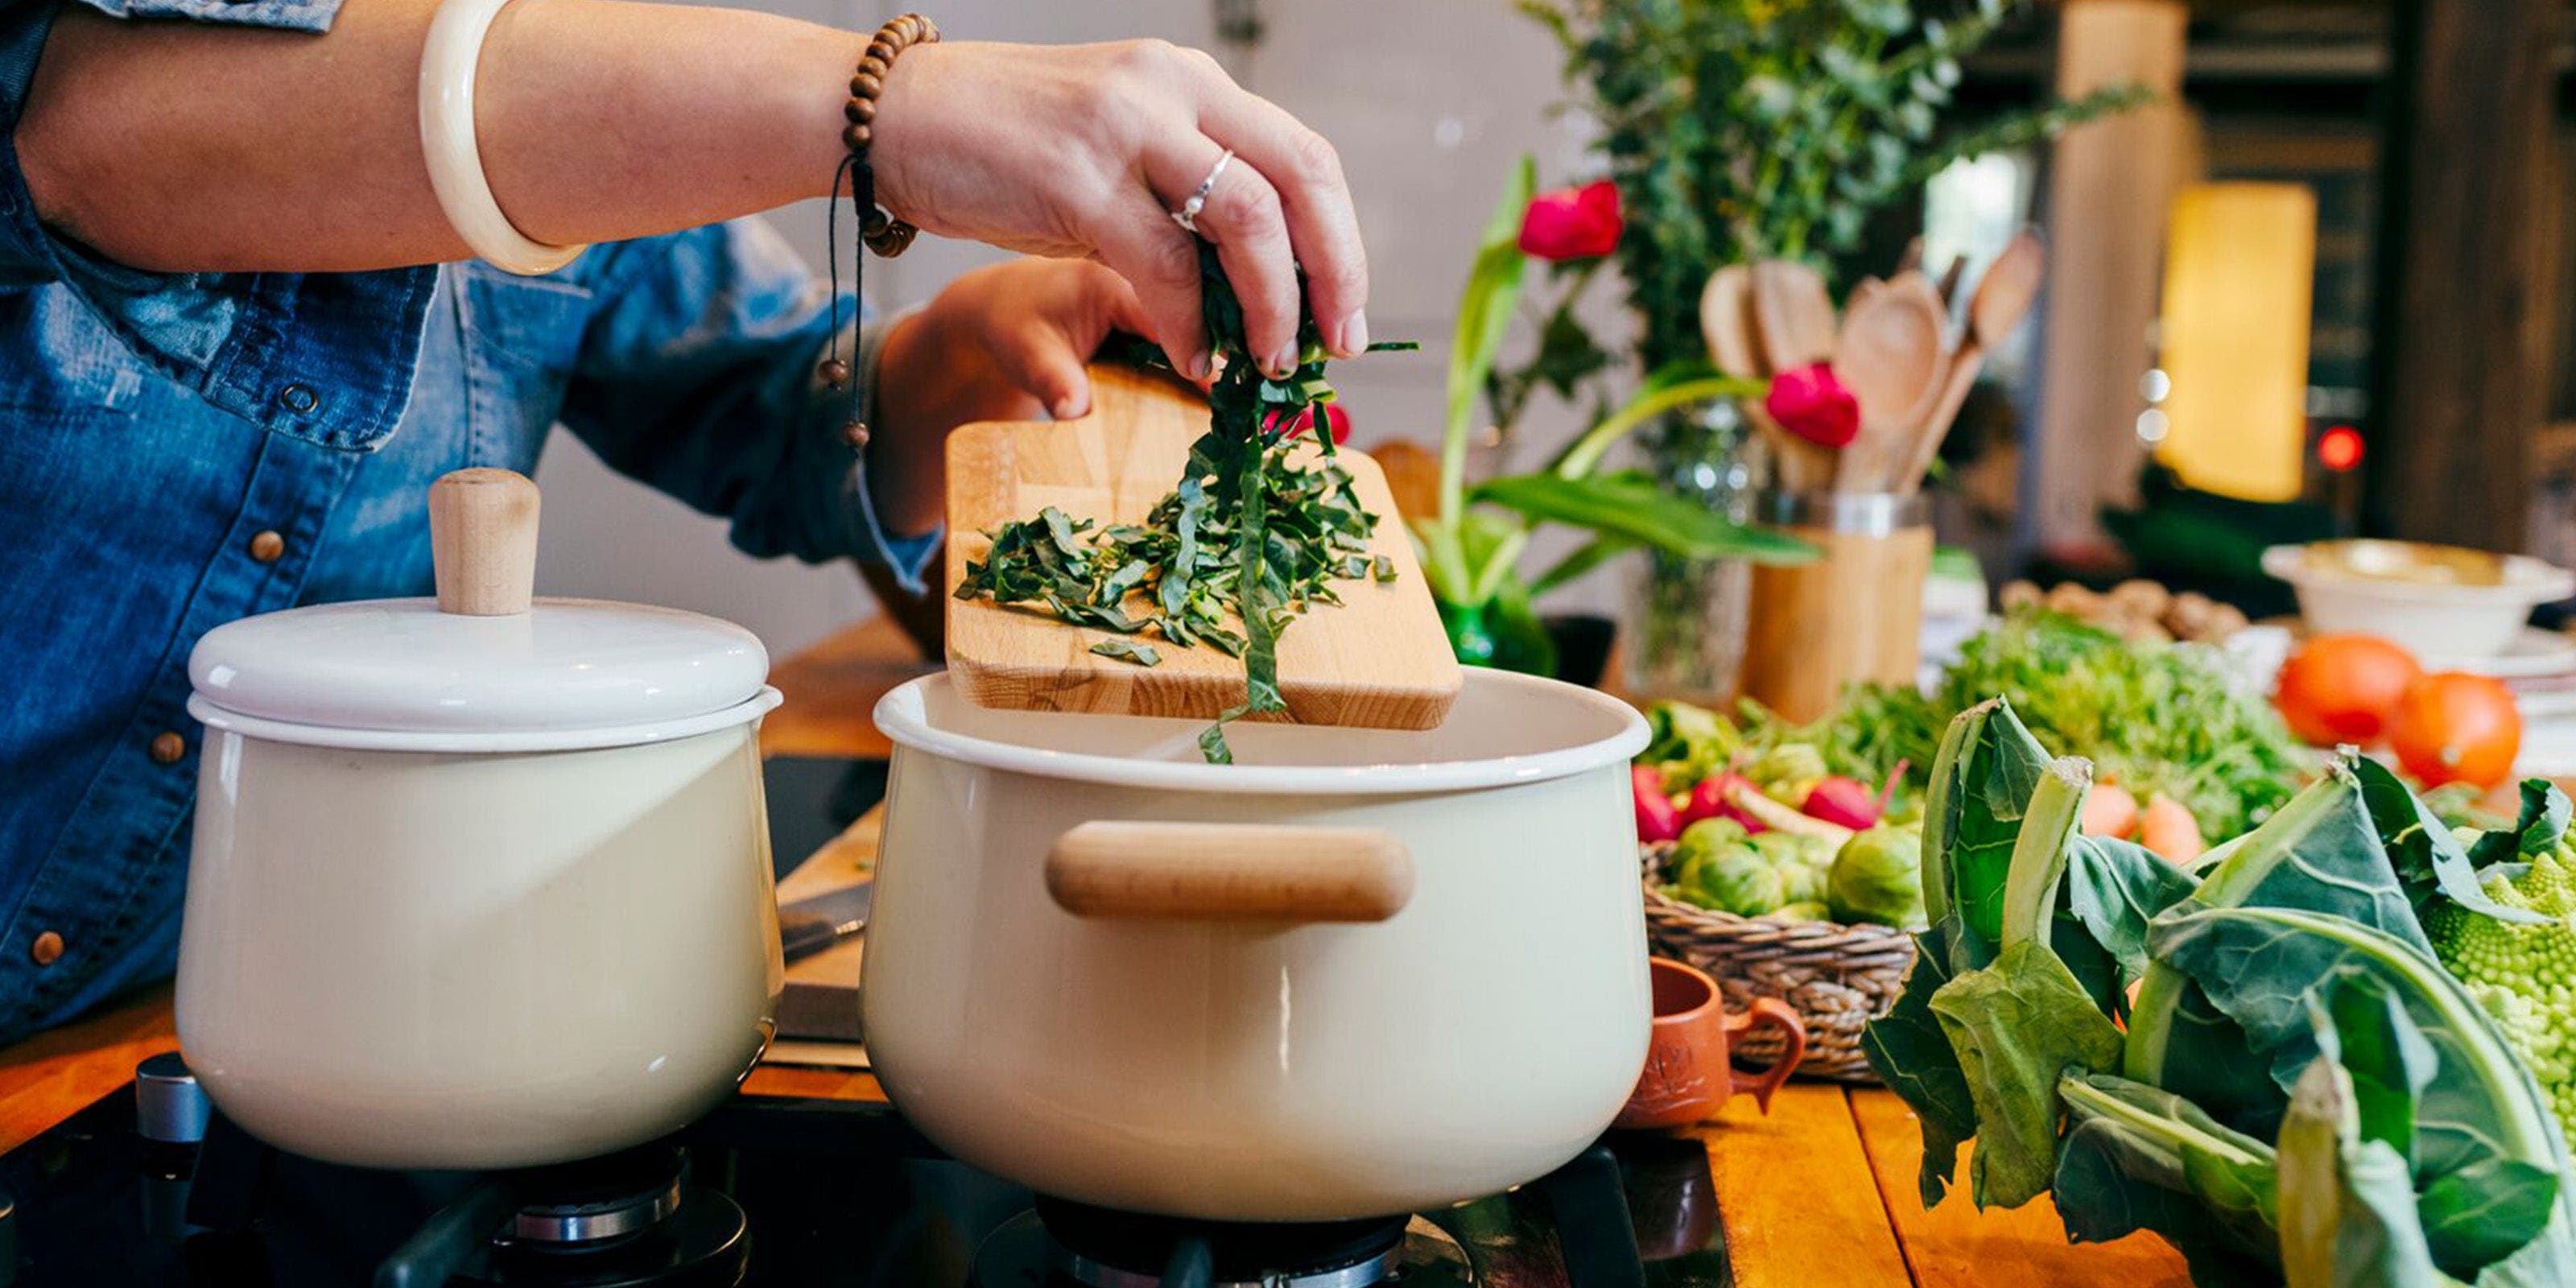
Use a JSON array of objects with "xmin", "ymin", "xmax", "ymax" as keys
[{"xmin": 0, "ymin": 0, "xmax": 936, "ymax": 1042}]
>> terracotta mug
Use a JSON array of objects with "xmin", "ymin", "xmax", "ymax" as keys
[{"xmin": 1613, "ymin": 958, "xmax": 1807, "ymax": 1129}]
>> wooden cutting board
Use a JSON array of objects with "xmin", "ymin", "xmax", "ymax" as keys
[{"xmin": 943, "ymin": 364, "xmax": 1460, "ymax": 729}]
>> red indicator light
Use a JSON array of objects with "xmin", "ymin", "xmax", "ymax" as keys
[{"xmin": 2318, "ymin": 424, "xmax": 2364, "ymax": 473}]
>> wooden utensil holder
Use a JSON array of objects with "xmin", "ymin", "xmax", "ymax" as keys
[{"xmin": 1739, "ymin": 493, "xmax": 1932, "ymax": 723}]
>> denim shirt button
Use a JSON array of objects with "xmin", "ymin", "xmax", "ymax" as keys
[
  {"xmin": 28, "ymin": 931, "xmax": 63, "ymax": 968},
  {"xmin": 148, "ymin": 732, "xmax": 186, "ymax": 766},
  {"xmin": 248, "ymin": 530, "xmax": 286, "ymax": 564},
  {"xmin": 279, "ymin": 384, "xmax": 320, "ymax": 414}
]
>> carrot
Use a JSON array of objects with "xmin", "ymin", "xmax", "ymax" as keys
[
  {"xmin": 2081, "ymin": 782, "xmax": 2141, "ymax": 840},
  {"xmin": 2138, "ymin": 794, "xmax": 2206, "ymax": 865}
]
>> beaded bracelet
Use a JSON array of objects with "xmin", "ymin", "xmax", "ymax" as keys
[{"xmin": 819, "ymin": 12, "xmax": 939, "ymax": 450}]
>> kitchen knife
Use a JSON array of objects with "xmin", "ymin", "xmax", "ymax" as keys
[{"xmin": 777, "ymin": 881, "xmax": 871, "ymax": 964}]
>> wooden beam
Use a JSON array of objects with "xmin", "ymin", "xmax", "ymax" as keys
[
  {"xmin": 2033, "ymin": 0, "xmax": 2191, "ymax": 557},
  {"xmin": 2367, "ymin": 0, "xmax": 2558, "ymax": 551}
]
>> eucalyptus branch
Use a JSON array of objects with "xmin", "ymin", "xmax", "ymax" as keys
[{"xmin": 1901, "ymin": 84, "xmax": 2157, "ymax": 187}]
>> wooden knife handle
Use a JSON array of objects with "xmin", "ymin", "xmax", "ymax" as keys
[
  {"xmin": 1045, "ymin": 821, "xmax": 1414, "ymax": 923},
  {"xmin": 428, "ymin": 468, "xmax": 541, "ymax": 616}
]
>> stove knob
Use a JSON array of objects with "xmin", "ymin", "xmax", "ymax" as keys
[{"xmin": 134, "ymin": 1053, "xmax": 211, "ymax": 1146}]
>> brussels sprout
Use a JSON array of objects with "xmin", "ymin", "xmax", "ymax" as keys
[
  {"xmin": 1751, "ymin": 828, "xmax": 1837, "ymax": 874},
  {"xmin": 1827, "ymin": 823, "xmax": 1926, "ymax": 927},
  {"xmin": 1644, "ymin": 701, "xmax": 1732, "ymax": 766},
  {"xmin": 1670, "ymin": 817, "xmax": 1757, "ymax": 884},
  {"xmin": 1780, "ymin": 860, "xmax": 1828, "ymax": 907},
  {"xmin": 1747, "ymin": 742, "xmax": 1831, "ymax": 803},
  {"xmin": 1764, "ymin": 902, "xmax": 1833, "ymax": 922},
  {"xmin": 1698, "ymin": 855, "xmax": 1792, "ymax": 917}
]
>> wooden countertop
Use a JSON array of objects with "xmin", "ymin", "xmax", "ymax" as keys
[{"xmin": 0, "ymin": 616, "xmax": 2186, "ymax": 1288}]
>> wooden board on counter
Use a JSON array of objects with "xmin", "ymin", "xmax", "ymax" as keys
[
  {"xmin": 1849, "ymin": 1088, "xmax": 2191, "ymax": 1288},
  {"xmin": 759, "ymin": 615, "xmax": 936, "ymax": 761},
  {"xmin": 1700, "ymin": 1084, "xmax": 1912, "ymax": 1288},
  {"xmin": 943, "ymin": 364, "xmax": 1460, "ymax": 730},
  {"xmin": 0, "ymin": 983, "xmax": 175, "ymax": 1154}
]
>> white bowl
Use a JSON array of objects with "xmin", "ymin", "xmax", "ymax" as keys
[{"xmin": 2263, "ymin": 540, "xmax": 2575, "ymax": 660}]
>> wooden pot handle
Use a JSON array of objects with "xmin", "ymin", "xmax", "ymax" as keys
[
  {"xmin": 1722, "ymin": 997, "xmax": 1808, "ymax": 1113},
  {"xmin": 428, "ymin": 468, "xmax": 541, "ymax": 616},
  {"xmin": 1045, "ymin": 821, "xmax": 1414, "ymax": 923}
]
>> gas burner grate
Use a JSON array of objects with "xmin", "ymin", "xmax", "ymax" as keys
[{"xmin": 1034, "ymin": 1196, "xmax": 1410, "ymax": 1288}]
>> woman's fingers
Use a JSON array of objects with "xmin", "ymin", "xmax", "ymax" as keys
[
  {"xmin": 1079, "ymin": 195, "xmax": 1210, "ymax": 379},
  {"xmin": 1145, "ymin": 138, "xmax": 1301, "ymax": 376},
  {"xmin": 1185, "ymin": 64, "xmax": 1370, "ymax": 357},
  {"xmin": 993, "ymin": 263, "xmax": 1154, "ymax": 420}
]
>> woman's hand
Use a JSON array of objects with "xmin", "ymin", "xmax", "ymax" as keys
[
  {"xmin": 869, "ymin": 40, "xmax": 1368, "ymax": 383},
  {"xmin": 865, "ymin": 257, "xmax": 1154, "ymax": 537}
]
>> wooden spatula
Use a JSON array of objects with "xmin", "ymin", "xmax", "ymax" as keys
[
  {"xmin": 1895, "ymin": 229, "xmax": 2046, "ymax": 495},
  {"xmin": 943, "ymin": 364, "xmax": 1462, "ymax": 730},
  {"xmin": 1832, "ymin": 272, "xmax": 1946, "ymax": 492}
]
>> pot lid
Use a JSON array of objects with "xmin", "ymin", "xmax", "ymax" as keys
[
  {"xmin": 188, "ymin": 469, "xmax": 770, "ymax": 735},
  {"xmin": 190, "ymin": 597, "xmax": 770, "ymax": 734}
]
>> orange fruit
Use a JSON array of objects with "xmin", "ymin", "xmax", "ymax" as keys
[
  {"xmin": 2274, "ymin": 634, "xmax": 2423, "ymax": 747},
  {"xmin": 2386, "ymin": 671, "xmax": 2521, "ymax": 790}
]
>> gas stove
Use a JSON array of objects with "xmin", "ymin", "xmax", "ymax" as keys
[{"xmin": 0, "ymin": 1057, "xmax": 1730, "ymax": 1288}]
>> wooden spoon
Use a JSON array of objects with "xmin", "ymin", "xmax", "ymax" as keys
[
  {"xmin": 1749, "ymin": 260, "xmax": 1837, "ymax": 372},
  {"xmin": 1699, "ymin": 266, "xmax": 1764, "ymax": 382},
  {"xmin": 1703, "ymin": 263, "xmax": 1820, "ymax": 492},
  {"xmin": 1745, "ymin": 260, "xmax": 1845, "ymax": 492},
  {"xmin": 1895, "ymin": 229, "xmax": 2046, "ymax": 494},
  {"xmin": 1831, "ymin": 272, "xmax": 1946, "ymax": 492},
  {"xmin": 1968, "ymin": 230, "xmax": 2046, "ymax": 346}
]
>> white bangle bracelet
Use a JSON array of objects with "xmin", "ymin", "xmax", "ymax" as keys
[{"xmin": 418, "ymin": 0, "xmax": 585, "ymax": 275}]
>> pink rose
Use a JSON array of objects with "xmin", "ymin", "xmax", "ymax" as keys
[
  {"xmin": 1765, "ymin": 362, "xmax": 1860, "ymax": 449},
  {"xmin": 1265, "ymin": 401, "xmax": 1351, "ymax": 445},
  {"xmin": 1517, "ymin": 181, "xmax": 1623, "ymax": 261}
]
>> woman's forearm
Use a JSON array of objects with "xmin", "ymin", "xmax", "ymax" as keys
[{"xmin": 18, "ymin": 0, "xmax": 858, "ymax": 273}]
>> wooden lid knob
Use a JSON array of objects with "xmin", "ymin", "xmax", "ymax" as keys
[{"xmin": 427, "ymin": 469, "xmax": 540, "ymax": 616}]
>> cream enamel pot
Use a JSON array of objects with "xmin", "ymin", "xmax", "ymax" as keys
[
  {"xmin": 175, "ymin": 470, "xmax": 785, "ymax": 1171},
  {"xmin": 864, "ymin": 670, "xmax": 1653, "ymax": 1222}
]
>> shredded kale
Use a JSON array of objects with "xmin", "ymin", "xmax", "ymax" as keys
[{"xmin": 956, "ymin": 242, "xmax": 1415, "ymax": 762}]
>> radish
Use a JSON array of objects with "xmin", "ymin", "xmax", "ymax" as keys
[
  {"xmin": 1633, "ymin": 765, "xmax": 1682, "ymax": 843},
  {"xmin": 1801, "ymin": 777, "xmax": 1881, "ymax": 830},
  {"xmin": 1679, "ymin": 773, "xmax": 1768, "ymax": 834},
  {"xmin": 1800, "ymin": 761, "xmax": 1909, "ymax": 831}
]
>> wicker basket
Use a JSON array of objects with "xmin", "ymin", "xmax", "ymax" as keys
[{"xmin": 1639, "ymin": 843, "xmax": 1915, "ymax": 1082}]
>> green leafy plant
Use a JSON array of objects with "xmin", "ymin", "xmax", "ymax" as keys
[
  {"xmin": 1510, "ymin": 0, "xmax": 2152, "ymax": 402},
  {"xmin": 1414, "ymin": 159, "xmax": 1811, "ymax": 673},
  {"xmin": 1833, "ymin": 609, "xmax": 2311, "ymax": 839},
  {"xmin": 1864, "ymin": 700, "xmax": 2576, "ymax": 1288}
]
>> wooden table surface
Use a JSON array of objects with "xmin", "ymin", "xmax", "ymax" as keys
[{"xmin": 0, "ymin": 616, "xmax": 2188, "ymax": 1288}]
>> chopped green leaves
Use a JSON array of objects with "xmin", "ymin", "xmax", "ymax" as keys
[
  {"xmin": 955, "ymin": 242, "xmax": 1412, "ymax": 762},
  {"xmin": 1088, "ymin": 639, "xmax": 1161, "ymax": 667}
]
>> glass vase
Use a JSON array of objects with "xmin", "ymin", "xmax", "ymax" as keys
[{"xmin": 1620, "ymin": 400, "xmax": 1757, "ymax": 706}]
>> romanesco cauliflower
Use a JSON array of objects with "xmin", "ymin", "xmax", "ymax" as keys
[{"xmin": 2428, "ymin": 848, "xmax": 2576, "ymax": 1145}]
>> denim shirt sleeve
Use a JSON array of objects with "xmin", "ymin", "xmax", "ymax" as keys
[
  {"xmin": 0, "ymin": 0, "xmax": 433, "ymax": 448},
  {"xmin": 555, "ymin": 219, "xmax": 943, "ymax": 590}
]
